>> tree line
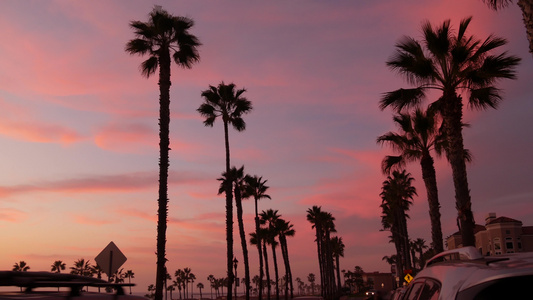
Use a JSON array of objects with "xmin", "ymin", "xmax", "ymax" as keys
[{"xmin": 124, "ymin": 2, "xmax": 529, "ymax": 299}]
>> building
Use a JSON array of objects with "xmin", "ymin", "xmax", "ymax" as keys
[
  {"xmin": 362, "ymin": 272, "xmax": 395, "ymax": 295},
  {"xmin": 446, "ymin": 213, "xmax": 533, "ymax": 255}
]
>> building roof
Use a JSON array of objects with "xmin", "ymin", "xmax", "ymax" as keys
[
  {"xmin": 450, "ymin": 224, "xmax": 486, "ymax": 236},
  {"xmin": 487, "ymin": 216, "xmax": 522, "ymax": 225}
]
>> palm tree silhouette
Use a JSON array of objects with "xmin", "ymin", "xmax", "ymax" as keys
[
  {"xmin": 51, "ymin": 260, "xmax": 66, "ymax": 273},
  {"xmin": 306, "ymin": 206, "xmax": 336, "ymax": 299},
  {"xmin": 219, "ymin": 166, "xmax": 251, "ymax": 300},
  {"xmin": 330, "ymin": 236, "xmax": 344, "ymax": 293},
  {"xmin": 125, "ymin": 7, "xmax": 200, "ymax": 300},
  {"xmin": 12, "ymin": 261, "xmax": 30, "ymax": 272},
  {"xmin": 275, "ymin": 218, "xmax": 295, "ymax": 299},
  {"xmin": 198, "ymin": 82, "xmax": 252, "ymax": 300},
  {"xmin": 244, "ymin": 175, "xmax": 271, "ymax": 300},
  {"xmin": 260, "ymin": 209, "xmax": 281, "ymax": 300},
  {"xmin": 380, "ymin": 170, "xmax": 416, "ymax": 284},
  {"xmin": 125, "ymin": 270, "xmax": 135, "ymax": 294},
  {"xmin": 381, "ymin": 17, "xmax": 520, "ymax": 247},
  {"xmin": 377, "ymin": 109, "xmax": 446, "ymax": 253}
]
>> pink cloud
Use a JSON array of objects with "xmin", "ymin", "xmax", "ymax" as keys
[{"xmin": 0, "ymin": 207, "xmax": 27, "ymax": 223}]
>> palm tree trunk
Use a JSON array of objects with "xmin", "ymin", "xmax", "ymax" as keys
[
  {"xmin": 255, "ymin": 214, "xmax": 264, "ymax": 300},
  {"xmin": 442, "ymin": 94, "xmax": 475, "ymax": 247},
  {"xmin": 156, "ymin": 48, "xmax": 171, "ymax": 300},
  {"xmin": 518, "ymin": 0, "xmax": 533, "ymax": 57},
  {"xmin": 335, "ymin": 255, "xmax": 341, "ymax": 293},
  {"xmin": 271, "ymin": 243, "xmax": 279, "ymax": 300},
  {"xmin": 420, "ymin": 153, "xmax": 444, "ymax": 253},
  {"xmin": 263, "ymin": 240, "xmax": 271, "ymax": 300},
  {"xmin": 235, "ymin": 188, "xmax": 251, "ymax": 300},
  {"xmin": 223, "ymin": 120, "xmax": 234, "ymax": 300}
]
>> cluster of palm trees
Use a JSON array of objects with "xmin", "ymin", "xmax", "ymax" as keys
[
  {"xmin": 377, "ymin": 16, "xmax": 520, "ymax": 281},
  {"xmin": 306, "ymin": 206, "xmax": 345, "ymax": 300},
  {"xmin": 248, "ymin": 209, "xmax": 295, "ymax": 300},
  {"xmin": 162, "ymin": 267, "xmax": 197, "ymax": 300}
]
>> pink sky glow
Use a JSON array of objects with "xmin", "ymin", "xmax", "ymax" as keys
[{"xmin": 1, "ymin": 0, "xmax": 532, "ymax": 295}]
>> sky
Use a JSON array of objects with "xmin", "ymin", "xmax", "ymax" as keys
[{"xmin": 1, "ymin": 0, "xmax": 532, "ymax": 295}]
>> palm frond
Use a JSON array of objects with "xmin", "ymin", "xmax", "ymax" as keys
[
  {"xmin": 468, "ymin": 86, "xmax": 502, "ymax": 110},
  {"xmin": 140, "ymin": 56, "xmax": 158, "ymax": 78},
  {"xmin": 380, "ymin": 88, "xmax": 425, "ymax": 111}
]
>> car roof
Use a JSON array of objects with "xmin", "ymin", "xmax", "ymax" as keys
[{"xmin": 413, "ymin": 250, "xmax": 533, "ymax": 299}]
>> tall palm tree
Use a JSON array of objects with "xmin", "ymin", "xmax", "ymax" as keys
[
  {"xmin": 307, "ymin": 273, "xmax": 315, "ymax": 296},
  {"xmin": 125, "ymin": 270, "xmax": 135, "ymax": 294},
  {"xmin": 125, "ymin": 7, "xmax": 200, "ymax": 300},
  {"xmin": 244, "ymin": 175, "xmax": 271, "ymax": 300},
  {"xmin": 306, "ymin": 206, "xmax": 336, "ymax": 300},
  {"xmin": 51, "ymin": 260, "xmax": 66, "ymax": 273},
  {"xmin": 198, "ymin": 82, "xmax": 252, "ymax": 300},
  {"xmin": 207, "ymin": 275, "xmax": 215, "ymax": 299},
  {"xmin": 250, "ymin": 228, "xmax": 271, "ymax": 300},
  {"xmin": 411, "ymin": 238, "xmax": 429, "ymax": 269},
  {"xmin": 381, "ymin": 17, "xmax": 520, "ymax": 247},
  {"xmin": 219, "ymin": 166, "xmax": 251, "ymax": 300},
  {"xmin": 377, "ymin": 109, "xmax": 446, "ymax": 253},
  {"xmin": 12, "ymin": 261, "xmax": 30, "ymax": 272},
  {"xmin": 197, "ymin": 282, "xmax": 204, "ymax": 299},
  {"xmin": 330, "ymin": 236, "xmax": 344, "ymax": 293},
  {"xmin": 260, "ymin": 209, "xmax": 281, "ymax": 300},
  {"xmin": 482, "ymin": 0, "xmax": 533, "ymax": 58},
  {"xmin": 275, "ymin": 218, "xmax": 295, "ymax": 300},
  {"xmin": 380, "ymin": 170, "xmax": 416, "ymax": 284}
]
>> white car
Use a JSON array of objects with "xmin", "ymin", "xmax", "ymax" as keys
[
  {"xmin": 401, "ymin": 247, "xmax": 533, "ymax": 299},
  {"xmin": 0, "ymin": 271, "xmax": 147, "ymax": 300}
]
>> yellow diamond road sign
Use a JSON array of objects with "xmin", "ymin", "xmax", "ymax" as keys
[{"xmin": 404, "ymin": 273, "xmax": 414, "ymax": 283}]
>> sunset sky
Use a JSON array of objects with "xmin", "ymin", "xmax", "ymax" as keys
[{"xmin": 1, "ymin": 0, "xmax": 532, "ymax": 295}]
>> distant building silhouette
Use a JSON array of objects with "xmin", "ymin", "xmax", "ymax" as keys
[{"xmin": 446, "ymin": 212, "xmax": 533, "ymax": 255}]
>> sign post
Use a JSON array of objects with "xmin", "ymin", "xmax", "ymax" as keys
[{"xmin": 95, "ymin": 241, "xmax": 127, "ymax": 282}]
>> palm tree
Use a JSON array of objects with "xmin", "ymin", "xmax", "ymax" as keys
[
  {"xmin": 70, "ymin": 258, "xmax": 93, "ymax": 277},
  {"xmin": 51, "ymin": 260, "xmax": 66, "ymax": 273},
  {"xmin": 260, "ymin": 209, "xmax": 281, "ymax": 300},
  {"xmin": 330, "ymin": 236, "xmax": 344, "ymax": 293},
  {"xmin": 307, "ymin": 273, "xmax": 316, "ymax": 296},
  {"xmin": 250, "ymin": 228, "xmax": 271, "ymax": 300},
  {"xmin": 306, "ymin": 206, "xmax": 336, "ymax": 300},
  {"xmin": 207, "ymin": 275, "xmax": 215, "ymax": 299},
  {"xmin": 381, "ymin": 17, "xmax": 520, "ymax": 247},
  {"xmin": 380, "ymin": 170, "xmax": 416, "ymax": 284},
  {"xmin": 197, "ymin": 282, "xmax": 204, "ymax": 299},
  {"xmin": 126, "ymin": 7, "xmax": 201, "ymax": 300},
  {"xmin": 219, "ymin": 166, "xmax": 251, "ymax": 300},
  {"xmin": 12, "ymin": 261, "xmax": 30, "ymax": 272},
  {"xmin": 482, "ymin": 0, "xmax": 533, "ymax": 58},
  {"xmin": 125, "ymin": 270, "xmax": 135, "ymax": 294},
  {"xmin": 377, "ymin": 109, "xmax": 446, "ymax": 253},
  {"xmin": 411, "ymin": 238, "xmax": 429, "ymax": 269},
  {"xmin": 198, "ymin": 82, "xmax": 252, "ymax": 300},
  {"xmin": 244, "ymin": 175, "xmax": 271, "ymax": 300},
  {"xmin": 275, "ymin": 218, "xmax": 295, "ymax": 300}
]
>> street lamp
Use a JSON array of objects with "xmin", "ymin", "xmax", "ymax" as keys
[{"xmin": 233, "ymin": 257, "xmax": 239, "ymax": 298}]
